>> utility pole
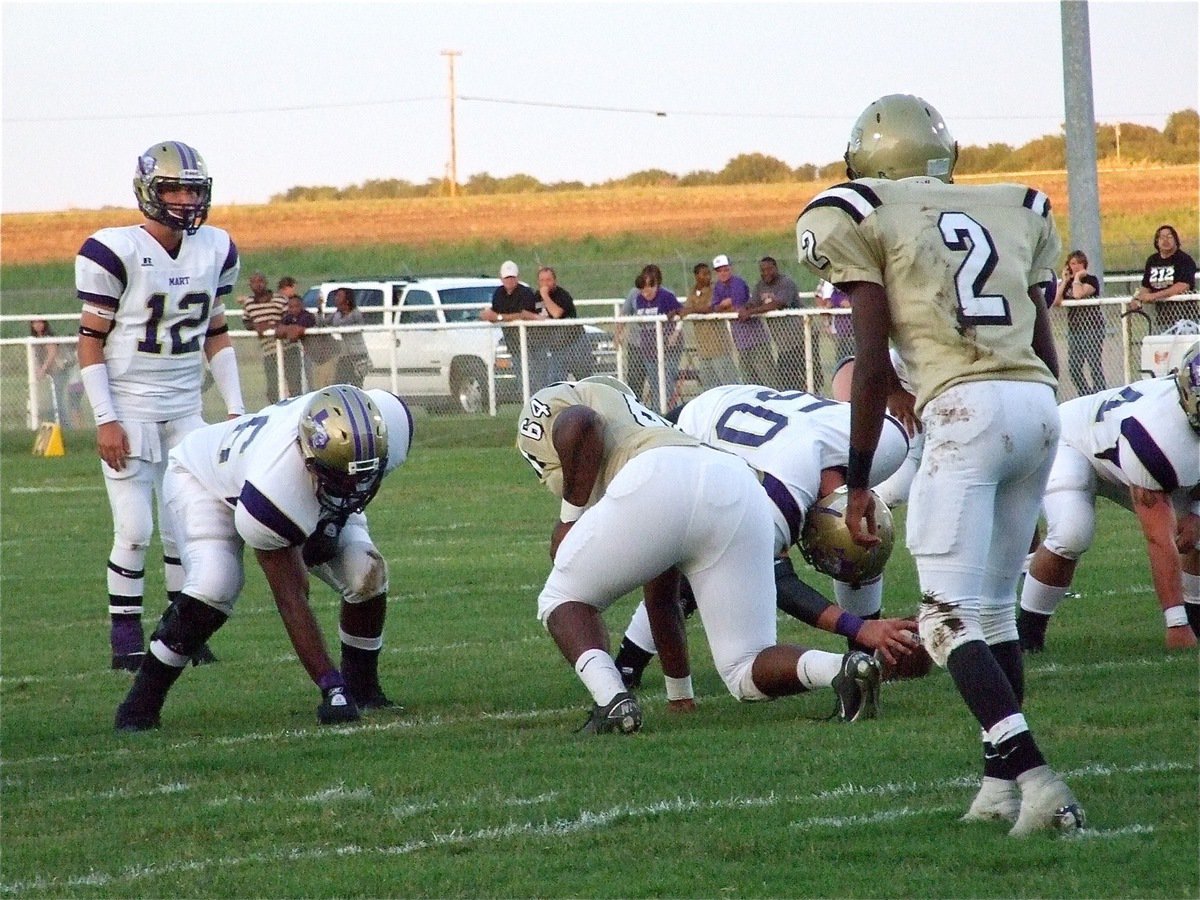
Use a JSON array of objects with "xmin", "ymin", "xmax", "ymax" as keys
[
  {"xmin": 1060, "ymin": 1, "xmax": 1104, "ymax": 285},
  {"xmin": 441, "ymin": 50, "xmax": 461, "ymax": 198}
]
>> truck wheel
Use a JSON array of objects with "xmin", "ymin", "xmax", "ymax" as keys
[{"xmin": 451, "ymin": 361, "xmax": 487, "ymax": 414}]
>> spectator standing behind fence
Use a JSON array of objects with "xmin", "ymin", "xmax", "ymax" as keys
[
  {"xmin": 481, "ymin": 260, "xmax": 546, "ymax": 392},
  {"xmin": 615, "ymin": 274, "xmax": 649, "ymax": 398},
  {"xmin": 1053, "ymin": 250, "xmax": 1105, "ymax": 396},
  {"xmin": 680, "ymin": 262, "xmax": 738, "ymax": 389},
  {"xmin": 817, "ymin": 279, "xmax": 856, "ymax": 364},
  {"xmin": 278, "ymin": 292, "xmax": 316, "ymax": 397},
  {"xmin": 712, "ymin": 254, "xmax": 777, "ymax": 386},
  {"xmin": 747, "ymin": 256, "xmax": 810, "ymax": 391},
  {"xmin": 30, "ymin": 318, "xmax": 77, "ymax": 426},
  {"xmin": 538, "ymin": 266, "xmax": 592, "ymax": 382},
  {"xmin": 241, "ymin": 272, "xmax": 287, "ymax": 403},
  {"xmin": 1133, "ymin": 225, "xmax": 1199, "ymax": 330},
  {"xmin": 624, "ymin": 264, "xmax": 683, "ymax": 410},
  {"xmin": 325, "ymin": 288, "xmax": 371, "ymax": 388}
]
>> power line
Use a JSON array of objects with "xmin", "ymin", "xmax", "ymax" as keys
[{"xmin": 2, "ymin": 92, "xmax": 1180, "ymax": 125}]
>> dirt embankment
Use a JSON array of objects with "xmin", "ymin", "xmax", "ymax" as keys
[{"xmin": 3, "ymin": 166, "xmax": 1195, "ymax": 266}]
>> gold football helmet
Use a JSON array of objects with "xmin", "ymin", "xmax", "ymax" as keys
[
  {"xmin": 133, "ymin": 141, "xmax": 213, "ymax": 234},
  {"xmin": 845, "ymin": 94, "xmax": 958, "ymax": 183},
  {"xmin": 298, "ymin": 385, "xmax": 389, "ymax": 514},
  {"xmin": 1175, "ymin": 342, "xmax": 1200, "ymax": 433},
  {"xmin": 799, "ymin": 486, "xmax": 894, "ymax": 587}
]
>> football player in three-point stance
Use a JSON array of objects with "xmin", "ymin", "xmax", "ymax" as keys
[
  {"xmin": 515, "ymin": 376, "xmax": 883, "ymax": 736},
  {"xmin": 1019, "ymin": 345, "xmax": 1200, "ymax": 651},
  {"xmin": 796, "ymin": 94, "xmax": 1084, "ymax": 835},
  {"xmin": 613, "ymin": 383, "xmax": 923, "ymax": 689},
  {"xmin": 115, "ymin": 386, "xmax": 413, "ymax": 731},
  {"xmin": 76, "ymin": 141, "xmax": 244, "ymax": 672}
]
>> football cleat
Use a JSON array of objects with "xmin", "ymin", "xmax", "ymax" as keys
[
  {"xmin": 831, "ymin": 651, "xmax": 881, "ymax": 722},
  {"xmin": 317, "ymin": 685, "xmax": 361, "ymax": 725},
  {"xmin": 189, "ymin": 643, "xmax": 219, "ymax": 666},
  {"xmin": 577, "ymin": 692, "xmax": 642, "ymax": 735},
  {"xmin": 111, "ymin": 651, "xmax": 145, "ymax": 673},
  {"xmin": 1010, "ymin": 766, "xmax": 1086, "ymax": 837},
  {"xmin": 1016, "ymin": 608, "xmax": 1050, "ymax": 653},
  {"xmin": 114, "ymin": 697, "xmax": 161, "ymax": 732},
  {"xmin": 347, "ymin": 681, "xmax": 400, "ymax": 712},
  {"xmin": 961, "ymin": 776, "xmax": 1020, "ymax": 823}
]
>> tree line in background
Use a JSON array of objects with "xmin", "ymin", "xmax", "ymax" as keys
[{"xmin": 272, "ymin": 109, "xmax": 1198, "ymax": 203}]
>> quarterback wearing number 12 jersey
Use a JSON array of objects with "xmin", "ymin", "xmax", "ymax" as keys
[{"xmin": 796, "ymin": 178, "xmax": 1060, "ymax": 414}]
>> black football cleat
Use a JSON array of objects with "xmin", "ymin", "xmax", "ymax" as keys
[
  {"xmin": 1016, "ymin": 608, "xmax": 1049, "ymax": 653},
  {"xmin": 577, "ymin": 691, "xmax": 642, "ymax": 735},
  {"xmin": 111, "ymin": 651, "xmax": 146, "ymax": 673},
  {"xmin": 114, "ymin": 699, "xmax": 161, "ymax": 732},
  {"xmin": 831, "ymin": 651, "xmax": 881, "ymax": 722},
  {"xmin": 348, "ymin": 681, "xmax": 400, "ymax": 712},
  {"xmin": 317, "ymin": 686, "xmax": 361, "ymax": 725},
  {"xmin": 189, "ymin": 643, "xmax": 219, "ymax": 666}
]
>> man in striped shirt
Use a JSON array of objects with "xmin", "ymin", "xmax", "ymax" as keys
[{"xmin": 240, "ymin": 271, "xmax": 287, "ymax": 404}]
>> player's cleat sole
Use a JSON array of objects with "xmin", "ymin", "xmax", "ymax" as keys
[
  {"xmin": 189, "ymin": 643, "xmax": 219, "ymax": 666},
  {"xmin": 577, "ymin": 691, "xmax": 642, "ymax": 735},
  {"xmin": 961, "ymin": 776, "xmax": 1020, "ymax": 823},
  {"xmin": 111, "ymin": 651, "xmax": 145, "ymax": 673},
  {"xmin": 832, "ymin": 650, "xmax": 881, "ymax": 722},
  {"xmin": 1010, "ymin": 766, "xmax": 1086, "ymax": 837}
]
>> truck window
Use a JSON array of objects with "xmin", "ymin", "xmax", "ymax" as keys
[
  {"xmin": 440, "ymin": 286, "xmax": 497, "ymax": 323},
  {"xmin": 400, "ymin": 289, "xmax": 438, "ymax": 325},
  {"xmin": 356, "ymin": 290, "xmax": 385, "ymax": 326}
]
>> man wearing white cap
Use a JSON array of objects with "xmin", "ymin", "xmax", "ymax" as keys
[
  {"xmin": 481, "ymin": 260, "xmax": 545, "ymax": 394},
  {"xmin": 711, "ymin": 254, "xmax": 777, "ymax": 386}
]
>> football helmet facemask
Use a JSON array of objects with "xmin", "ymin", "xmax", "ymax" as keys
[
  {"xmin": 1174, "ymin": 341, "xmax": 1200, "ymax": 433},
  {"xmin": 298, "ymin": 385, "xmax": 389, "ymax": 515},
  {"xmin": 799, "ymin": 486, "xmax": 894, "ymax": 587},
  {"xmin": 845, "ymin": 94, "xmax": 958, "ymax": 183},
  {"xmin": 133, "ymin": 141, "xmax": 213, "ymax": 234}
]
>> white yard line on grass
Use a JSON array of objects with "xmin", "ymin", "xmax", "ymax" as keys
[
  {"xmin": 8, "ymin": 485, "xmax": 103, "ymax": 494},
  {"xmin": 0, "ymin": 761, "xmax": 1176, "ymax": 895}
]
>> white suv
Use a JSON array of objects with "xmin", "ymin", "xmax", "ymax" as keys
[{"xmin": 303, "ymin": 277, "xmax": 614, "ymax": 412}]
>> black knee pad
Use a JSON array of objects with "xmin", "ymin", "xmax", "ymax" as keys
[
  {"xmin": 152, "ymin": 594, "xmax": 228, "ymax": 658},
  {"xmin": 773, "ymin": 555, "xmax": 833, "ymax": 626}
]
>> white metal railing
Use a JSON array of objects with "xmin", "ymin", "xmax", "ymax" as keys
[{"xmin": 6, "ymin": 285, "xmax": 1198, "ymax": 428}]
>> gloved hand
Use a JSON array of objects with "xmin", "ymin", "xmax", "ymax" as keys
[{"xmin": 303, "ymin": 517, "xmax": 343, "ymax": 568}]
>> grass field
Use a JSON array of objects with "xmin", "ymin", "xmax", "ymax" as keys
[{"xmin": 1, "ymin": 418, "xmax": 1196, "ymax": 898}]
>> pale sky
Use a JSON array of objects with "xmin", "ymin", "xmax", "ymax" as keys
[{"xmin": 2, "ymin": 0, "xmax": 1196, "ymax": 214}]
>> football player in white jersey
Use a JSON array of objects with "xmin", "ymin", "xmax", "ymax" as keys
[
  {"xmin": 1019, "ymin": 346, "xmax": 1200, "ymax": 651},
  {"xmin": 114, "ymin": 386, "xmax": 413, "ymax": 731},
  {"xmin": 76, "ymin": 141, "xmax": 245, "ymax": 672},
  {"xmin": 516, "ymin": 376, "xmax": 884, "ymax": 736},
  {"xmin": 795, "ymin": 95, "xmax": 1083, "ymax": 836},
  {"xmin": 613, "ymin": 384, "xmax": 923, "ymax": 688}
]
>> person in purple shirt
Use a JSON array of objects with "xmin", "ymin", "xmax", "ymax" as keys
[
  {"xmin": 711, "ymin": 254, "xmax": 777, "ymax": 386},
  {"xmin": 619, "ymin": 264, "xmax": 682, "ymax": 410}
]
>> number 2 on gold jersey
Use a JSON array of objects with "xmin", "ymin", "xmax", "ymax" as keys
[{"xmin": 938, "ymin": 212, "xmax": 1012, "ymax": 327}]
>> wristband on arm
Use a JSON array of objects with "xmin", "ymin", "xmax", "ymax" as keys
[{"xmin": 846, "ymin": 447, "xmax": 873, "ymax": 490}]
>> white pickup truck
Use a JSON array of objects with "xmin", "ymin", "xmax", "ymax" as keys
[{"xmin": 303, "ymin": 277, "xmax": 615, "ymax": 412}]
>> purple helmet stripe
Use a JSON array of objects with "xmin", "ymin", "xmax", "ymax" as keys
[
  {"xmin": 346, "ymin": 386, "xmax": 376, "ymax": 460},
  {"xmin": 337, "ymin": 386, "xmax": 367, "ymax": 461},
  {"xmin": 171, "ymin": 141, "xmax": 194, "ymax": 171}
]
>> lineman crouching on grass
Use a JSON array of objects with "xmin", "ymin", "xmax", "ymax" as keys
[
  {"xmin": 115, "ymin": 385, "xmax": 413, "ymax": 731},
  {"xmin": 515, "ymin": 375, "xmax": 887, "ymax": 735}
]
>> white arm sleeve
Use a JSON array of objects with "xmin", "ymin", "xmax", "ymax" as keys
[
  {"xmin": 79, "ymin": 362, "xmax": 117, "ymax": 425},
  {"xmin": 208, "ymin": 345, "xmax": 245, "ymax": 416}
]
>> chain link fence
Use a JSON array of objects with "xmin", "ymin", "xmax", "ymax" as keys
[{"xmin": 4, "ymin": 282, "xmax": 1198, "ymax": 432}]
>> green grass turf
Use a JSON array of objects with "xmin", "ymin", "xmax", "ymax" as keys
[{"xmin": 0, "ymin": 420, "xmax": 1196, "ymax": 898}]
